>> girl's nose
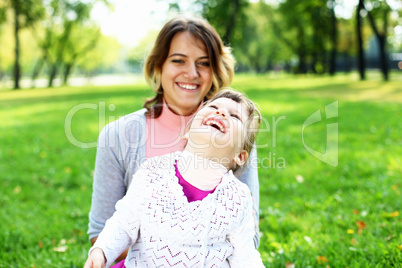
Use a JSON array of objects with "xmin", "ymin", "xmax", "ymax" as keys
[{"xmin": 215, "ymin": 109, "xmax": 227, "ymax": 117}]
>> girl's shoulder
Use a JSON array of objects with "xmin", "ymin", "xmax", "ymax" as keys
[{"xmin": 217, "ymin": 172, "xmax": 253, "ymax": 201}]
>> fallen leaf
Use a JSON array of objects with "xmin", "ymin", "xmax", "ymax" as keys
[
  {"xmin": 304, "ymin": 236, "xmax": 313, "ymax": 244},
  {"xmin": 389, "ymin": 211, "xmax": 399, "ymax": 217},
  {"xmin": 386, "ymin": 234, "xmax": 396, "ymax": 241},
  {"xmin": 317, "ymin": 256, "xmax": 329, "ymax": 264},
  {"xmin": 356, "ymin": 220, "xmax": 366, "ymax": 233},
  {"xmin": 398, "ymin": 245, "xmax": 402, "ymax": 251},
  {"xmin": 296, "ymin": 174, "xmax": 304, "ymax": 183},
  {"xmin": 347, "ymin": 229, "xmax": 354, "ymax": 234},
  {"xmin": 351, "ymin": 238, "xmax": 358, "ymax": 246},
  {"xmin": 64, "ymin": 167, "xmax": 72, "ymax": 174},
  {"xmin": 353, "ymin": 209, "xmax": 359, "ymax": 215},
  {"xmin": 38, "ymin": 240, "xmax": 43, "ymax": 249},
  {"xmin": 13, "ymin": 186, "xmax": 21, "ymax": 194},
  {"xmin": 53, "ymin": 245, "xmax": 68, "ymax": 252},
  {"xmin": 285, "ymin": 261, "xmax": 295, "ymax": 268}
]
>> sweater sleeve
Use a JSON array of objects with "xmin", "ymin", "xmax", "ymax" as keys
[
  {"xmin": 88, "ymin": 110, "xmax": 146, "ymax": 240},
  {"xmin": 235, "ymin": 145, "xmax": 260, "ymax": 248},
  {"xmin": 88, "ymin": 121, "xmax": 127, "ymax": 240},
  {"xmin": 90, "ymin": 172, "xmax": 143, "ymax": 268},
  {"xmin": 227, "ymin": 190, "xmax": 265, "ymax": 268}
]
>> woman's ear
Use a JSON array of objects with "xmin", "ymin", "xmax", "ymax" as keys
[{"xmin": 233, "ymin": 150, "xmax": 248, "ymax": 166}]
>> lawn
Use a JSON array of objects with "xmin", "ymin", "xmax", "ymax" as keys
[{"xmin": 0, "ymin": 72, "xmax": 401, "ymax": 267}]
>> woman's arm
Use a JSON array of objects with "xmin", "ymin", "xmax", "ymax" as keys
[
  {"xmin": 235, "ymin": 145, "xmax": 260, "ymax": 248},
  {"xmin": 88, "ymin": 122, "xmax": 127, "ymax": 241}
]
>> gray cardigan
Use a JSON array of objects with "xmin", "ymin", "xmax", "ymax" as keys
[{"xmin": 88, "ymin": 109, "xmax": 260, "ymax": 247}]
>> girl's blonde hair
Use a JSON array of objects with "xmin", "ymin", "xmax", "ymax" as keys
[{"xmin": 143, "ymin": 15, "xmax": 235, "ymax": 118}]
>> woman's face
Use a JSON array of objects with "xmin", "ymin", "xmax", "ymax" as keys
[{"xmin": 161, "ymin": 31, "xmax": 213, "ymax": 116}]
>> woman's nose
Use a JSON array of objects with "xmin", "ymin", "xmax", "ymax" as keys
[{"xmin": 184, "ymin": 63, "xmax": 199, "ymax": 79}]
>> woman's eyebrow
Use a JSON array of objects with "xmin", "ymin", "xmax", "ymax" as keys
[
  {"xmin": 168, "ymin": 53, "xmax": 209, "ymax": 60},
  {"xmin": 168, "ymin": 53, "xmax": 187, "ymax": 58}
]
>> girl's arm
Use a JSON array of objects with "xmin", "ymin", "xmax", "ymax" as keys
[
  {"xmin": 227, "ymin": 191, "xmax": 265, "ymax": 267},
  {"xmin": 235, "ymin": 145, "xmax": 260, "ymax": 248},
  {"xmin": 88, "ymin": 170, "xmax": 145, "ymax": 268}
]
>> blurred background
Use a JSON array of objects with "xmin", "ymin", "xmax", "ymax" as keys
[{"xmin": 0, "ymin": 0, "xmax": 401, "ymax": 90}]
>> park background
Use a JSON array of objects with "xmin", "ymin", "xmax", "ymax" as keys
[{"xmin": 0, "ymin": 0, "xmax": 401, "ymax": 267}]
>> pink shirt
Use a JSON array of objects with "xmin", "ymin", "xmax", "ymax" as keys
[
  {"xmin": 174, "ymin": 162, "xmax": 215, "ymax": 202},
  {"xmin": 145, "ymin": 100, "xmax": 193, "ymax": 158}
]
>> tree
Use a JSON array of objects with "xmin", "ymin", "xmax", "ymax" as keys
[
  {"xmin": 356, "ymin": 0, "xmax": 366, "ymax": 80},
  {"xmin": 363, "ymin": 0, "xmax": 391, "ymax": 81},
  {"xmin": 328, "ymin": 0, "xmax": 338, "ymax": 75},
  {"xmin": 196, "ymin": 0, "xmax": 249, "ymax": 46},
  {"xmin": 3, "ymin": 0, "xmax": 44, "ymax": 89},
  {"xmin": 46, "ymin": 0, "xmax": 94, "ymax": 87},
  {"xmin": 233, "ymin": 1, "xmax": 290, "ymax": 73}
]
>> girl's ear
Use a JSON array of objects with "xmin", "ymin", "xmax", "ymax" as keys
[{"xmin": 233, "ymin": 150, "xmax": 248, "ymax": 166}]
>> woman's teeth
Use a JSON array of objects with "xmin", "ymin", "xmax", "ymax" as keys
[{"xmin": 178, "ymin": 83, "xmax": 197, "ymax": 90}]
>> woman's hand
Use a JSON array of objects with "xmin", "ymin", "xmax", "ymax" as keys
[{"xmin": 83, "ymin": 248, "xmax": 106, "ymax": 268}]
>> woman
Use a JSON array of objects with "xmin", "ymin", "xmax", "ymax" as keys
[{"xmin": 87, "ymin": 15, "xmax": 260, "ymax": 261}]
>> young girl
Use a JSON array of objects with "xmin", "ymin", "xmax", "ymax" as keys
[{"xmin": 84, "ymin": 89, "xmax": 264, "ymax": 268}]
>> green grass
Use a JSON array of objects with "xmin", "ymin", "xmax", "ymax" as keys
[{"xmin": 0, "ymin": 72, "xmax": 401, "ymax": 267}]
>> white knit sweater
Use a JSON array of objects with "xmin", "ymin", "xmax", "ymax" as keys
[{"xmin": 91, "ymin": 152, "xmax": 264, "ymax": 267}]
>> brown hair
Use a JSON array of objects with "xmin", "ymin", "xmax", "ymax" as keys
[{"xmin": 143, "ymin": 15, "xmax": 235, "ymax": 118}]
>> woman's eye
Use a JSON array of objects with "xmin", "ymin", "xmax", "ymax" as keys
[
  {"xmin": 209, "ymin": 105, "xmax": 218, "ymax": 109},
  {"xmin": 172, "ymin": 59, "xmax": 184, "ymax": 63},
  {"xmin": 199, "ymin": 61, "xmax": 210, "ymax": 67}
]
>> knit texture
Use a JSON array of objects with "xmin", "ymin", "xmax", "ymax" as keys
[{"xmin": 91, "ymin": 152, "xmax": 264, "ymax": 267}]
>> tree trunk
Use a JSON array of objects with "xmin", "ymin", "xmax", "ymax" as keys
[
  {"xmin": 365, "ymin": 4, "xmax": 389, "ymax": 81},
  {"xmin": 48, "ymin": 64, "xmax": 58, "ymax": 88},
  {"xmin": 329, "ymin": 0, "xmax": 337, "ymax": 76},
  {"xmin": 378, "ymin": 36, "xmax": 388, "ymax": 81},
  {"xmin": 63, "ymin": 63, "xmax": 73, "ymax": 86},
  {"xmin": 223, "ymin": 0, "xmax": 240, "ymax": 45},
  {"xmin": 356, "ymin": 0, "xmax": 365, "ymax": 80},
  {"xmin": 13, "ymin": 3, "xmax": 21, "ymax": 89},
  {"xmin": 31, "ymin": 58, "xmax": 45, "ymax": 88},
  {"xmin": 297, "ymin": 25, "xmax": 307, "ymax": 74}
]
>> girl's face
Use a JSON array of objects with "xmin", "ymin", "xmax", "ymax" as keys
[
  {"xmin": 161, "ymin": 31, "xmax": 213, "ymax": 116},
  {"xmin": 187, "ymin": 97, "xmax": 249, "ymax": 168}
]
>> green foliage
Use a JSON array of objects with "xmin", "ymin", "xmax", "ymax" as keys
[
  {"xmin": 0, "ymin": 73, "xmax": 401, "ymax": 266},
  {"xmin": 196, "ymin": 0, "xmax": 249, "ymax": 45}
]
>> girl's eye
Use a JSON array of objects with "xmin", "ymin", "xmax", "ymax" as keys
[
  {"xmin": 231, "ymin": 114, "xmax": 241, "ymax": 121},
  {"xmin": 209, "ymin": 105, "xmax": 218, "ymax": 109},
  {"xmin": 172, "ymin": 59, "xmax": 184, "ymax": 63}
]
